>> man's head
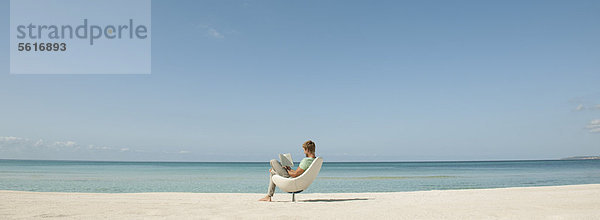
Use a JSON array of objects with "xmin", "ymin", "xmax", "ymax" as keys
[{"xmin": 302, "ymin": 140, "xmax": 316, "ymax": 156}]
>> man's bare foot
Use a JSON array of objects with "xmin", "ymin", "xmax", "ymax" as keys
[{"xmin": 258, "ymin": 196, "xmax": 272, "ymax": 202}]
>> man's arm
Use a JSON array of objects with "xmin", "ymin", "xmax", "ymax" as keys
[{"xmin": 285, "ymin": 167, "xmax": 305, "ymax": 178}]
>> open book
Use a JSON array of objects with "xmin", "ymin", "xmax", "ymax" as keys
[{"xmin": 279, "ymin": 153, "xmax": 293, "ymax": 168}]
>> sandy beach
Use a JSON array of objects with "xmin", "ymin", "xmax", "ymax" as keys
[{"xmin": 1, "ymin": 184, "xmax": 599, "ymax": 219}]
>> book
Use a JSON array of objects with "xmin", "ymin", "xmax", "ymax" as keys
[{"xmin": 279, "ymin": 153, "xmax": 293, "ymax": 167}]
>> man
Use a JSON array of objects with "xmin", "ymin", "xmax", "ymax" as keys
[{"xmin": 258, "ymin": 140, "xmax": 316, "ymax": 202}]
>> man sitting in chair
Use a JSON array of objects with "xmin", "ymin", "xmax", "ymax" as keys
[{"xmin": 259, "ymin": 140, "xmax": 316, "ymax": 202}]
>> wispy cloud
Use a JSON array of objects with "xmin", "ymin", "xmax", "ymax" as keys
[
  {"xmin": 0, "ymin": 136, "xmax": 27, "ymax": 142},
  {"xmin": 86, "ymin": 144, "xmax": 115, "ymax": 151},
  {"xmin": 571, "ymin": 98, "xmax": 600, "ymax": 133},
  {"xmin": 572, "ymin": 103, "xmax": 600, "ymax": 111},
  {"xmin": 0, "ymin": 136, "xmax": 196, "ymax": 160},
  {"xmin": 570, "ymin": 92, "xmax": 600, "ymax": 112},
  {"xmin": 207, "ymin": 28, "xmax": 224, "ymax": 39},
  {"xmin": 0, "ymin": 136, "xmax": 123, "ymax": 154},
  {"xmin": 197, "ymin": 24, "xmax": 224, "ymax": 39},
  {"xmin": 52, "ymin": 141, "xmax": 77, "ymax": 148},
  {"xmin": 587, "ymin": 120, "xmax": 600, "ymax": 133},
  {"xmin": 0, "ymin": 137, "xmax": 162, "ymax": 154}
]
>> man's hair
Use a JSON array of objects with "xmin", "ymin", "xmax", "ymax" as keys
[{"xmin": 302, "ymin": 140, "xmax": 316, "ymax": 154}]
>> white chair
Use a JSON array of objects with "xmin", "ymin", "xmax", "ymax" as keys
[{"xmin": 271, "ymin": 157, "xmax": 323, "ymax": 202}]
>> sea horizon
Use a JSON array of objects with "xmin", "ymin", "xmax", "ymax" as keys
[
  {"xmin": 2, "ymin": 159, "xmax": 599, "ymax": 194},
  {"xmin": 2, "ymin": 157, "xmax": 596, "ymax": 163}
]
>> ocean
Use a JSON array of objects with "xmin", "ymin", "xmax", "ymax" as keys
[{"xmin": 1, "ymin": 159, "xmax": 599, "ymax": 193}]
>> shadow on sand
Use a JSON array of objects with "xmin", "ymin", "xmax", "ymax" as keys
[{"xmin": 299, "ymin": 198, "xmax": 370, "ymax": 202}]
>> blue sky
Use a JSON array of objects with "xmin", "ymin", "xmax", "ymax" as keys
[{"xmin": 0, "ymin": 0, "xmax": 598, "ymax": 162}]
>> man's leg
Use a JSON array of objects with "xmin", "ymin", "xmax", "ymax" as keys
[
  {"xmin": 267, "ymin": 159, "xmax": 290, "ymax": 197},
  {"xmin": 270, "ymin": 159, "xmax": 290, "ymax": 177}
]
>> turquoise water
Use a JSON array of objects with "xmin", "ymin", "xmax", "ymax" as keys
[{"xmin": 1, "ymin": 159, "xmax": 599, "ymax": 193}]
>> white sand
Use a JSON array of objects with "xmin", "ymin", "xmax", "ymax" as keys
[{"xmin": 1, "ymin": 184, "xmax": 599, "ymax": 219}]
